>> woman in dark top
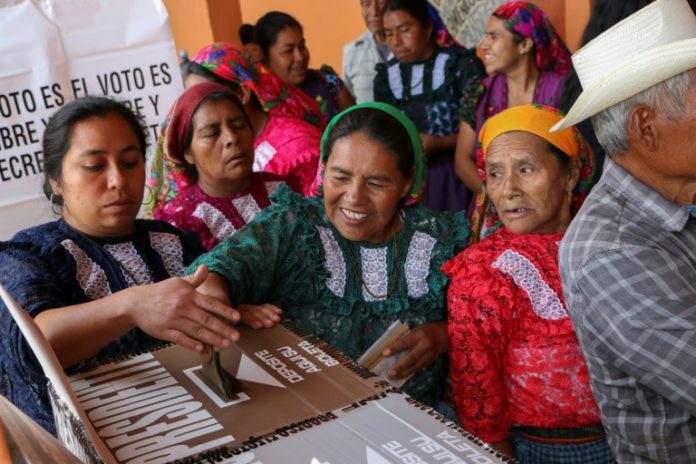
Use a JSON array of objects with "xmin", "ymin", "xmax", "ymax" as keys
[
  {"xmin": 0, "ymin": 97, "xmax": 238, "ymax": 435},
  {"xmin": 374, "ymin": 0, "xmax": 484, "ymax": 213}
]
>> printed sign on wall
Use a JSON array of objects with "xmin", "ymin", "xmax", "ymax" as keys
[{"xmin": 0, "ymin": 0, "xmax": 183, "ymax": 239}]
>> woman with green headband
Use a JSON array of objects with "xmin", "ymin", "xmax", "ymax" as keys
[{"xmin": 190, "ymin": 102, "xmax": 469, "ymax": 408}]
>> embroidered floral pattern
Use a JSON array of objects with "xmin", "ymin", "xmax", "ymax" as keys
[
  {"xmin": 405, "ymin": 232, "xmax": 437, "ymax": 298},
  {"xmin": 103, "ymin": 243, "xmax": 153, "ymax": 286},
  {"xmin": 360, "ymin": 247, "xmax": 388, "ymax": 302},
  {"xmin": 149, "ymin": 232, "xmax": 186, "ymax": 277},
  {"xmin": 192, "ymin": 202, "xmax": 237, "ymax": 242},
  {"xmin": 316, "ymin": 226, "xmax": 346, "ymax": 297},
  {"xmin": 254, "ymin": 141, "xmax": 277, "ymax": 172},
  {"xmin": 61, "ymin": 239, "xmax": 111, "ymax": 299},
  {"xmin": 492, "ymin": 249, "xmax": 567, "ymax": 320},
  {"xmin": 231, "ymin": 194, "xmax": 262, "ymax": 224}
]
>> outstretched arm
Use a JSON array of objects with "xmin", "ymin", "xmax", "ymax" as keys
[{"xmin": 35, "ymin": 265, "xmax": 239, "ymax": 368}]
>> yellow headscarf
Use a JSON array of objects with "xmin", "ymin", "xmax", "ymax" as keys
[{"xmin": 479, "ymin": 104, "xmax": 580, "ymax": 159}]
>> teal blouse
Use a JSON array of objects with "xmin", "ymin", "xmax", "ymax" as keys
[{"xmin": 191, "ymin": 185, "xmax": 469, "ymax": 405}]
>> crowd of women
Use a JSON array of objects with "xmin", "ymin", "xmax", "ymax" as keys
[{"xmin": 0, "ymin": 1, "xmax": 654, "ymax": 462}]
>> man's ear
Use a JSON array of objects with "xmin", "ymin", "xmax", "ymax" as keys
[
  {"xmin": 425, "ymin": 20, "xmax": 435, "ymax": 40},
  {"xmin": 627, "ymin": 105, "xmax": 658, "ymax": 152}
]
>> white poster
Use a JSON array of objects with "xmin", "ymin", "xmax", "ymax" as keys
[{"xmin": 0, "ymin": 0, "xmax": 183, "ymax": 239}]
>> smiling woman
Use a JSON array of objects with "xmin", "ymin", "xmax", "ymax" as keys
[
  {"xmin": 454, "ymin": 2, "xmax": 571, "ymax": 201},
  {"xmin": 246, "ymin": 11, "xmax": 356, "ymax": 123},
  {"xmin": 191, "ymin": 102, "xmax": 469, "ymax": 411},
  {"xmin": 0, "ymin": 96, "xmax": 240, "ymax": 436}
]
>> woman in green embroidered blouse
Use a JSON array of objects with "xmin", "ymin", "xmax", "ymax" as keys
[{"xmin": 193, "ymin": 102, "xmax": 469, "ymax": 407}]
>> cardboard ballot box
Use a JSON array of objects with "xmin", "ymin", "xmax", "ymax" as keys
[{"xmin": 49, "ymin": 324, "xmax": 510, "ymax": 463}]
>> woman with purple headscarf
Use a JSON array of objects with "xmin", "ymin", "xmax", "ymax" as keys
[{"xmin": 454, "ymin": 2, "xmax": 571, "ymax": 199}]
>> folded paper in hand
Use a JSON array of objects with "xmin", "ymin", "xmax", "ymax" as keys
[{"xmin": 357, "ymin": 320, "xmax": 413, "ymax": 388}]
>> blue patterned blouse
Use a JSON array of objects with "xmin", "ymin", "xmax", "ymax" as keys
[{"xmin": 0, "ymin": 219, "xmax": 202, "ymax": 435}]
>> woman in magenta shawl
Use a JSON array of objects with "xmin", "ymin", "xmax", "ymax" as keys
[{"xmin": 454, "ymin": 2, "xmax": 571, "ymax": 197}]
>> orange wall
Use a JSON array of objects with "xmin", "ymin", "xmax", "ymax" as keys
[
  {"xmin": 564, "ymin": 0, "xmax": 592, "ymax": 51},
  {"xmin": 163, "ymin": 0, "xmax": 214, "ymax": 57},
  {"xmin": 163, "ymin": 0, "xmax": 243, "ymax": 58},
  {"xmin": 530, "ymin": 0, "xmax": 591, "ymax": 51}
]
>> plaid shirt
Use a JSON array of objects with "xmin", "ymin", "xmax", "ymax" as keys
[{"xmin": 560, "ymin": 158, "xmax": 696, "ymax": 463}]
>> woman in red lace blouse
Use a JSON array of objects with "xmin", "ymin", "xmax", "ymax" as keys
[{"xmin": 442, "ymin": 105, "xmax": 613, "ymax": 463}]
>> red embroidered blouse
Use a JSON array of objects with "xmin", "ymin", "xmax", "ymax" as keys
[
  {"xmin": 442, "ymin": 228, "xmax": 600, "ymax": 443},
  {"xmin": 154, "ymin": 172, "xmax": 283, "ymax": 250}
]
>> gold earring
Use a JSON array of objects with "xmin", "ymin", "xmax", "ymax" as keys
[{"xmin": 568, "ymin": 190, "xmax": 574, "ymax": 206}]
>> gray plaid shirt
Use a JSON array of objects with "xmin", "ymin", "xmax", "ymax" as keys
[{"xmin": 560, "ymin": 158, "xmax": 696, "ymax": 463}]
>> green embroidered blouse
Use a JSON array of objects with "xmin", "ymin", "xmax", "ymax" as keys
[{"xmin": 190, "ymin": 185, "xmax": 469, "ymax": 406}]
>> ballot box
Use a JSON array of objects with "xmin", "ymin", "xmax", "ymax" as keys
[{"xmin": 49, "ymin": 324, "xmax": 511, "ymax": 464}]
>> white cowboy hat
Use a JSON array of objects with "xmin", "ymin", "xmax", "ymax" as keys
[{"xmin": 552, "ymin": 0, "xmax": 696, "ymax": 131}]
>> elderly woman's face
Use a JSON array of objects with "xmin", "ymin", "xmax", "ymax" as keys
[
  {"xmin": 485, "ymin": 131, "xmax": 578, "ymax": 235},
  {"xmin": 51, "ymin": 113, "xmax": 145, "ymax": 237},
  {"xmin": 323, "ymin": 131, "xmax": 412, "ymax": 244},
  {"xmin": 184, "ymin": 98, "xmax": 255, "ymax": 196},
  {"xmin": 480, "ymin": 16, "xmax": 527, "ymax": 75}
]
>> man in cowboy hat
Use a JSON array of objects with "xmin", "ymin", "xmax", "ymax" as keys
[{"xmin": 555, "ymin": 0, "xmax": 696, "ymax": 461}]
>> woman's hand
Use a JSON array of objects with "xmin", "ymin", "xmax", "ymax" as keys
[
  {"xmin": 454, "ymin": 122, "xmax": 483, "ymax": 192},
  {"xmin": 238, "ymin": 303, "xmax": 283, "ymax": 329},
  {"xmin": 381, "ymin": 321, "xmax": 448, "ymax": 380},
  {"xmin": 128, "ymin": 265, "xmax": 240, "ymax": 353}
]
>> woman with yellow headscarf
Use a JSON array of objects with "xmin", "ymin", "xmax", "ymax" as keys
[{"xmin": 442, "ymin": 105, "xmax": 611, "ymax": 463}]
